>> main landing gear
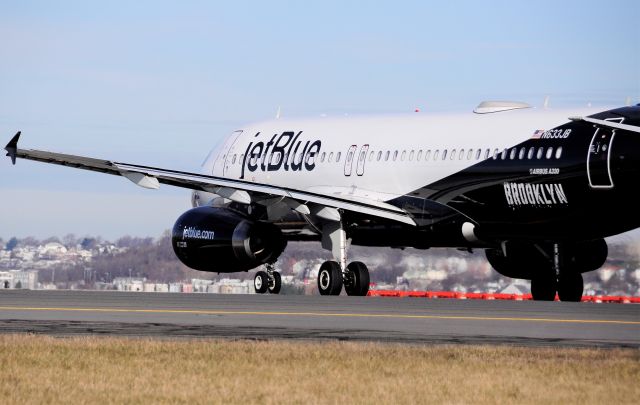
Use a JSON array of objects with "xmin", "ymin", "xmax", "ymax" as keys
[
  {"xmin": 316, "ymin": 221, "xmax": 370, "ymax": 296},
  {"xmin": 317, "ymin": 260, "xmax": 370, "ymax": 296},
  {"xmin": 254, "ymin": 263, "xmax": 281, "ymax": 294},
  {"xmin": 530, "ymin": 244, "xmax": 584, "ymax": 302}
]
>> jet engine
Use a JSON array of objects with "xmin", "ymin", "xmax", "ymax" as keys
[
  {"xmin": 171, "ymin": 206, "xmax": 286, "ymax": 272},
  {"xmin": 485, "ymin": 239, "xmax": 608, "ymax": 280}
]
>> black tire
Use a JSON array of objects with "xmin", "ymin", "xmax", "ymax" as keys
[
  {"xmin": 254, "ymin": 271, "xmax": 268, "ymax": 294},
  {"xmin": 317, "ymin": 261, "xmax": 343, "ymax": 295},
  {"xmin": 557, "ymin": 272, "xmax": 583, "ymax": 302},
  {"xmin": 345, "ymin": 261, "xmax": 370, "ymax": 296},
  {"xmin": 531, "ymin": 273, "xmax": 557, "ymax": 301},
  {"xmin": 268, "ymin": 271, "xmax": 282, "ymax": 294}
]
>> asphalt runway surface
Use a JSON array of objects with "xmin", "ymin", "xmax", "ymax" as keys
[{"xmin": 0, "ymin": 290, "xmax": 638, "ymax": 347}]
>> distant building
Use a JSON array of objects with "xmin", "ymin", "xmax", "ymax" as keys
[
  {"xmin": 112, "ymin": 277, "xmax": 146, "ymax": 291},
  {"xmin": 0, "ymin": 270, "xmax": 38, "ymax": 289},
  {"xmin": 155, "ymin": 283, "xmax": 169, "ymax": 293},
  {"xmin": 37, "ymin": 243, "xmax": 68, "ymax": 260},
  {"xmin": 191, "ymin": 278, "xmax": 214, "ymax": 292},
  {"xmin": 499, "ymin": 283, "xmax": 529, "ymax": 295},
  {"xmin": 143, "ymin": 283, "xmax": 156, "ymax": 292}
]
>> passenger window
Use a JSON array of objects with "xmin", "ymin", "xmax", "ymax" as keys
[
  {"xmin": 546, "ymin": 147, "xmax": 553, "ymax": 159},
  {"xmin": 409, "ymin": 150, "xmax": 415, "ymax": 161},
  {"xmin": 442, "ymin": 149, "xmax": 448, "ymax": 160},
  {"xmin": 459, "ymin": 149, "xmax": 465, "ymax": 160},
  {"xmin": 493, "ymin": 149, "xmax": 499, "ymax": 159},
  {"xmin": 385, "ymin": 151, "xmax": 390, "ymax": 161},
  {"xmin": 528, "ymin": 147, "xmax": 535, "ymax": 159},
  {"xmin": 306, "ymin": 153, "xmax": 315, "ymax": 165},
  {"xmin": 393, "ymin": 151, "xmax": 398, "ymax": 161},
  {"xmin": 425, "ymin": 150, "xmax": 432, "ymax": 161},
  {"xmin": 377, "ymin": 151, "xmax": 382, "ymax": 161},
  {"xmin": 270, "ymin": 152, "xmax": 281, "ymax": 165},
  {"xmin": 484, "ymin": 149, "xmax": 489, "ymax": 159},
  {"xmin": 450, "ymin": 149, "xmax": 456, "ymax": 160},
  {"xmin": 555, "ymin": 147, "xmax": 563, "ymax": 159},
  {"xmin": 232, "ymin": 154, "xmax": 237, "ymax": 164},
  {"xmin": 536, "ymin": 147, "xmax": 544, "ymax": 159},
  {"xmin": 328, "ymin": 152, "xmax": 334, "ymax": 162},
  {"xmin": 519, "ymin": 147, "xmax": 525, "ymax": 160},
  {"xmin": 336, "ymin": 152, "xmax": 341, "ymax": 162},
  {"xmin": 501, "ymin": 149, "xmax": 508, "ymax": 160},
  {"xmin": 509, "ymin": 148, "xmax": 516, "ymax": 160},
  {"xmin": 417, "ymin": 150, "xmax": 422, "ymax": 160},
  {"xmin": 434, "ymin": 150, "xmax": 440, "ymax": 160},
  {"xmin": 369, "ymin": 151, "xmax": 374, "ymax": 161},
  {"xmin": 401, "ymin": 151, "xmax": 406, "ymax": 161},
  {"xmin": 468, "ymin": 149, "xmax": 474, "ymax": 160},
  {"xmin": 321, "ymin": 152, "xmax": 326, "ymax": 162}
]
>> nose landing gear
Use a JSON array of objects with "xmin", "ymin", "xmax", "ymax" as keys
[{"xmin": 254, "ymin": 263, "xmax": 282, "ymax": 294}]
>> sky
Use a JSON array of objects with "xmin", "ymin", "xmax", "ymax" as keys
[{"xmin": 0, "ymin": 0, "xmax": 639, "ymax": 240}]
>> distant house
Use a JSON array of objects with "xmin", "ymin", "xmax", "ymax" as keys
[
  {"xmin": 499, "ymin": 283, "xmax": 529, "ymax": 295},
  {"xmin": 37, "ymin": 243, "xmax": 68, "ymax": 260}
]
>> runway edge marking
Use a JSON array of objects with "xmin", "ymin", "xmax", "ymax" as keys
[{"xmin": 0, "ymin": 306, "xmax": 638, "ymax": 325}]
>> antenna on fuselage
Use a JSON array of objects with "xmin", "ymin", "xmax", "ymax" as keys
[
  {"xmin": 543, "ymin": 96, "xmax": 550, "ymax": 109},
  {"xmin": 275, "ymin": 106, "xmax": 281, "ymax": 119},
  {"xmin": 625, "ymin": 96, "xmax": 632, "ymax": 107}
]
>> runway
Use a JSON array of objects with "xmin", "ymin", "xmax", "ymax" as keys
[{"xmin": 0, "ymin": 290, "xmax": 638, "ymax": 347}]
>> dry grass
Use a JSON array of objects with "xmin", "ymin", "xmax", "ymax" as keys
[{"xmin": 0, "ymin": 334, "xmax": 637, "ymax": 404}]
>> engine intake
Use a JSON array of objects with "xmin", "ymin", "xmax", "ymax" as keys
[{"xmin": 171, "ymin": 207, "xmax": 286, "ymax": 272}]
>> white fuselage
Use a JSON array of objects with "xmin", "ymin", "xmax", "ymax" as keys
[{"xmin": 203, "ymin": 108, "xmax": 593, "ymax": 204}]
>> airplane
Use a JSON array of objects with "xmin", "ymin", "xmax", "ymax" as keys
[{"xmin": 5, "ymin": 101, "xmax": 640, "ymax": 301}]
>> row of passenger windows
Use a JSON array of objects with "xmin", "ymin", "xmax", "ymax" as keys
[{"xmin": 226, "ymin": 146, "xmax": 563, "ymax": 166}]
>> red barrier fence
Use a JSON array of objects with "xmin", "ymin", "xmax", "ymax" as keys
[{"xmin": 367, "ymin": 290, "xmax": 640, "ymax": 303}]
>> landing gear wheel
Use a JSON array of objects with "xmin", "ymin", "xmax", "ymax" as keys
[
  {"xmin": 345, "ymin": 261, "xmax": 370, "ymax": 296},
  {"xmin": 268, "ymin": 271, "xmax": 282, "ymax": 294},
  {"xmin": 254, "ymin": 271, "xmax": 268, "ymax": 294},
  {"xmin": 318, "ymin": 261, "xmax": 343, "ymax": 295},
  {"xmin": 557, "ymin": 272, "xmax": 583, "ymax": 302},
  {"xmin": 531, "ymin": 274, "xmax": 557, "ymax": 301}
]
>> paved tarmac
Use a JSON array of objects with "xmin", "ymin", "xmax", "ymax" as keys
[{"xmin": 0, "ymin": 290, "xmax": 638, "ymax": 347}]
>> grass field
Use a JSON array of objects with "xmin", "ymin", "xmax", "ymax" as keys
[{"xmin": 0, "ymin": 334, "xmax": 638, "ymax": 404}]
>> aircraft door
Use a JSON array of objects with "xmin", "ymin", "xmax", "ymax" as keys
[
  {"xmin": 212, "ymin": 130, "xmax": 243, "ymax": 176},
  {"xmin": 356, "ymin": 144, "xmax": 369, "ymax": 176},
  {"xmin": 344, "ymin": 145, "xmax": 357, "ymax": 176},
  {"xmin": 587, "ymin": 118, "xmax": 622, "ymax": 189}
]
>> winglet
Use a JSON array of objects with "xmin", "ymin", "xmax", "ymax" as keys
[{"xmin": 4, "ymin": 131, "xmax": 21, "ymax": 165}]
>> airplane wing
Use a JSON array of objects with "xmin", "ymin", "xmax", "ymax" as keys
[{"xmin": 4, "ymin": 132, "xmax": 416, "ymax": 226}]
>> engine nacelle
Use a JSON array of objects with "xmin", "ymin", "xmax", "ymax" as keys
[
  {"xmin": 486, "ymin": 239, "xmax": 608, "ymax": 280},
  {"xmin": 171, "ymin": 207, "xmax": 286, "ymax": 273},
  {"xmin": 567, "ymin": 239, "xmax": 608, "ymax": 272},
  {"xmin": 485, "ymin": 242, "xmax": 544, "ymax": 280}
]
